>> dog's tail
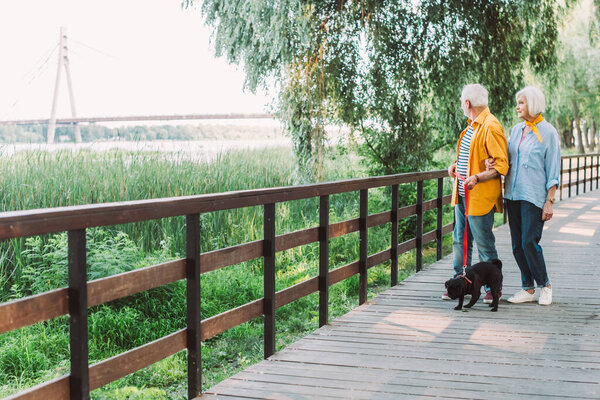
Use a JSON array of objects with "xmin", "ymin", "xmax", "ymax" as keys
[{"xmin": 490, "ymin": 259, "xmax": 502, "ymax": 270}]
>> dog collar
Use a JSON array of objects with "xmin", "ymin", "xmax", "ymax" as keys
[{"xmin": 461, "ymin": 273, "xmax": 472, "ymax": 284}]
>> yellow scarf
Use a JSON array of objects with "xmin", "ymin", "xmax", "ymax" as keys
[{"xmin": 525, "ymin": 114, "xmax": 543, "ymax": 143}]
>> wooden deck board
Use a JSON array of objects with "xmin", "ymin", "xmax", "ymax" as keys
[{"xmin": 200, "ymin": 191, "xmax": 600, "ymax": 399}]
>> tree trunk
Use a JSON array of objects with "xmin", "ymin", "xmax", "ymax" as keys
[
  {"xmin": 555, "ymin": 117, "xmax": 565, "ymax": 147},
  {"xmin": 582, "ymin": 119, "xmax": 589, "ymax": 150},
  {"xmin": 589, "ymin": 119, "xmax": 596, "ymax": 152},
  {"xmin": 568, "ymin": 119, "xmax": 575, "ymax": 148},
  {"xmin": 573, "ymin": 95, "xmax": 585, "ymax": 153},
  {"xmin": 565, "ymin": 116, "xmax": 574, "ymax": 148}
]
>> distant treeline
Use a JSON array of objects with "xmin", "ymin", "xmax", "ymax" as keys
[{"xmin": 0, "ymin": 123, "xmax": 282, "ymax": 143}]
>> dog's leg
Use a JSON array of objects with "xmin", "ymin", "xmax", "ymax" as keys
[
  {"xmin": 490, "ymin": 287, "xmax": 499, "ymax": 312},
  {"xmin": 454, "ymin": 295, "xmax": 464, "ymax": 310},
  {"xmin": 464, "ymin": 290, "xmax": 480, "ymax": 308}
]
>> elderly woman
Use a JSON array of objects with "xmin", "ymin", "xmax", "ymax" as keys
[{"xmin": 492, "ymin": 86, "xmax": 561, "ymax": 306}]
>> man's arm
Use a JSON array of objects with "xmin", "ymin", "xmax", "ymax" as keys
[
  {"xmin": 464, "ymin": 169, "xmax": 499, "ymax": 189},
  {"xmin": 484, "ymin": 122, "xmax": 510, "ymax": 177}
]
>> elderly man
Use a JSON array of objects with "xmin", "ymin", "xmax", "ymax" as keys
[{"xmin": 443, "ymin": 84, "xmax": 509, "ymax": 304}]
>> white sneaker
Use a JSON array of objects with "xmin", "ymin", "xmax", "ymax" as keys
[
  {"xmin": 507, "ymin": 290, "xmax": 536, "ymax": 304},
  {"xmin": 538, "ymin": 287, "xmax": 552, "ymax": 305}
]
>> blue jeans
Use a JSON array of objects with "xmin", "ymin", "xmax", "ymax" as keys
[
  {"xmin": 506, "ymin": 199, "xmax": 550, "ymax": 290},
  {"xmin": 452, "ymin": 196, "xmax": 498, "ymax": 278}
]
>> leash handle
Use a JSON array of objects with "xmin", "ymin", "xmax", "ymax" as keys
[{"xmin": 454, "ymin": 171, "xmax": 469, "ymax": 274}]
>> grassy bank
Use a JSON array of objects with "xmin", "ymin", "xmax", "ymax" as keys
[{"xmin": 0, "ymin": 147, "xmax": 454, "ymax": 399}]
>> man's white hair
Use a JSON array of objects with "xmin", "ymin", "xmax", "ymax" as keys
[
  {"xmin": 461, "ymin": 84, "xmax": 489, "ymax": 107},
  {"xmin": 516, "ymin": 86, "xmax": 546, "ymax": 117}
]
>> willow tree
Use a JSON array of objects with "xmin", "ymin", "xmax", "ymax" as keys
[
  {"xmin": 544, "ymin": 0, "xmax": 600, "ymax": 151},
  {"xmin": 189, "ymin": 0, "xmax": 559, "ymax": 179}
]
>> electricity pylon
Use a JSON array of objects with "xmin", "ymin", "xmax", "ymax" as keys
[{"xmin": 47, "ymin": 27, "xmax": 82, "ymax": 144}]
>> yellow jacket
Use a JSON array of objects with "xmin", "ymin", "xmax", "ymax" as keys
[{"xmin": 451, "ymin": 107, "xmax": 509, "ymax": 216}]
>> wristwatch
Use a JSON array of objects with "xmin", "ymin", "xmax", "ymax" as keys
[{"xmin": 546, "ymin": 197, "xmax": 555, "ymax": 204}]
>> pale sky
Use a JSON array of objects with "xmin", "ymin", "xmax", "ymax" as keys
[{"xmin": 0, "ymin": 0, "xmax": 272, "ymax": 121}]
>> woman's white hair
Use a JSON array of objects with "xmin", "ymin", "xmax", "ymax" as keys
[
  {"xmin": 461, "ymin": 84, "xmax": 488, "ymax": 107},
  {"xmin": 516, "ymin": 86, "xmax": 546, "ymax": 117}
]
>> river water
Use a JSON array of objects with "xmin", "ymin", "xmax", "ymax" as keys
[{"xmin": 0, "ymin": 138, "xmax": 293, "ymax": 161}]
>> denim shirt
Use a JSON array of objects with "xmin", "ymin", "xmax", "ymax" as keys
[{"xmin": 503, "ymin": 119, "xmax": 561, "ymax": 209}]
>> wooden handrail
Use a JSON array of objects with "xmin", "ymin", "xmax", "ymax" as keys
[{"xmin": 0, "ymin": 170, "xmax": 446, "ymax": 240}]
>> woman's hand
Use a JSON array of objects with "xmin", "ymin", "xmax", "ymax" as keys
[
  {"xmin": 542, "ymin": 201, "xmax": 553, "ymax": 221},
  {"xmin": 484, "ymin": 157, "xmax": 496, "ymax": 171},
  {"xmin": 448, "ymin": 162, "xmax": 457, "ymax": 178}
]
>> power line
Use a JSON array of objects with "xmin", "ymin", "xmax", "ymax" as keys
[
  {"xmin": 2, "ymin": 44, "xmax": 59, "ymax": 120},
  {"xmin": 69, "ymin": 37, "xmax": 117, "ymax": 60},
  {"xmin": 25, "ymin": 45, "xmax": 58, "ymax": 86},
  {"xmin": 21, "ymin": 43, "xmax": 59, "ymax": 81}
]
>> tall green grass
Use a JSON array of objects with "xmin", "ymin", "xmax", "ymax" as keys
[{"xmin": 0, "ymin": 147, "xmax": 454, "ymax": 399}]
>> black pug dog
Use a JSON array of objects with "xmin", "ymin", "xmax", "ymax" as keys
[{"xmin": 444, "ymin": 259, "xmax": 503, "ymax": 312}]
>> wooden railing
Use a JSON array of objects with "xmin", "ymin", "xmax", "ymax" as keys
[
  {"xmin": 560, "ymin": 153, "xmax": 600, "ymax": 199},
  {"xmin": 0, "ymin": 170, "xmax": 453, "ymax": 400}
]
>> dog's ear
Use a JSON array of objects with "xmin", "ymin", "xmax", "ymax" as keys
[{"xmin": 444, "ymin": 280, "xmax": 449, "ymax": 288}]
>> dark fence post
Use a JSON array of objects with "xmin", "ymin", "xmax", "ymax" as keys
[
  {"xmin": 186, "ymin": 214, "xmax": 201, "ymax": 399},
  {"xmin": 359, "ymin": 189, "xmax": 368, "ymax": 305},
  {"xmin": 319, "ymin": 195, "xmax": 329, "ymax": 327},
  {"xmin": 560, "ymin": 158, "xmax": 563, "ymax": 201},
  {"xmin": 436, "ymin": 178, "xmax": 443, "ymax": 261},
  {"xmin": 416, "ymin": 180, "xmax": 423, "ymax": 272},
  {"xmin": 577, "ymin": 156, "xmax": 580, "ymax": 196},
  {"xmin": 391, "ymin": 184, "xmax": 399, "ymax": 286},
  {"xmin": 589, "ymin": 155, "xmax": 592, "ymax": 192},
  {"xmin": 68, "ymin": 229, "xmax": 89, "ymax": 400},
  {"xmin": 263, "ymin": 203, "xmax": 276, "ymax": 358},
  {"xmin": 592, "ymin": 155, "xmax": 594, "ymax": 192},
  {"xmin": 569, "ymin": 157, "xmax": 572, "ymax": 198},
  {"xmin": 583, "ymin": 156, "xmax": 587, "ymax": 193},
  {"xmin": 597, "ymin": 154, "xmax": 599, "ymax": 189}
]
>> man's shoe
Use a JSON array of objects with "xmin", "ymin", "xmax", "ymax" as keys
[
  {"xmin": 483, "ymin": 291, "xmax": 501, "ymax": 304},
  {"xmin": 538, "ymin": 287, "xmax": 552, "ymax": 305},
  {"xmin": 507, "ymin": 290, "xmax": 536, "ymax": 304},
  {"xmin": 442, "ymin": 292, "xmax": 451, "ymax": 300}
]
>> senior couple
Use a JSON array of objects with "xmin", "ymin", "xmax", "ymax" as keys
[{"xmin": 443, "ymin": 84, "xmax": 561, "ymax": 306}]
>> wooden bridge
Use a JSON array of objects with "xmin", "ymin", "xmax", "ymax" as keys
[
  {"xmin": 1, "ymin": 154, "xmax": 599, "ymax": 399},
  {"xmin": 202, "ymin": 189, "xmax": 600, "ymax": 399}
]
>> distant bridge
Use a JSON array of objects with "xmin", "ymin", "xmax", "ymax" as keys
[{"xmin": 0, "ymin": 113, "xmax": 275, "ymax": 126}]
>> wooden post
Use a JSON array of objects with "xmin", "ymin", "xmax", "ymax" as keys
[
  {"xmin": 186, "ymin": 214, "xmax": 201, "ymax": 399},
  {"xmin": 597, "ymin": 154, "xmax": 599, "ymax": 189},
  {"xmin": 68, "ymin": 229, "xmax": 89, "ymax": 400},
  {"xmin": 577, "ymin": 156, "xmax": 580, "ymax": 195},
  {"xmin": 590, "ymin": 155, "xmax": 594, "ymax": 192},
  {"xmin": 583, "ymin": 156, "xmax": 587, "ymax": 193},
  {"xmin": 416, "ymin": 181, "xmax": 424, "ymax": 272},
  {"xmin": 560, "ymin": 158, "xmax": 563, "ymax": 201},
  {"xmin": 263, "ymin": 203, "xmax": 276, "ymax": 358},
  {"xmin": 569, "ymin": 158, "xmax": 572, "ymax": 198},
  {"xmin": 318, "ymin": 195, "xmax": 329, "ymax": 327},
  {"xmin": 436, "ymin": 178, "xmax": 443, "ymax": 261},
  {"xmin": 359, "ymin": 189, "xmax": 368, "ymax": 305},
  {"xmin": 391, "ymin": 184, "xmax": 399, "ymax": 286}
]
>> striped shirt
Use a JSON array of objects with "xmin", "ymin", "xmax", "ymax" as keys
[{"xmin": 456, "ymin": 123, "xmax": 474, "ymax": 197}]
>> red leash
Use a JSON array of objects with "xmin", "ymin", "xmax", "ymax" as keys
[{"xmin": 454, "ymin": 171, "xmax": 470, "ymax": 279}]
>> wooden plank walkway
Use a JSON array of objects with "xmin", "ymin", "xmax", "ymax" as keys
[{"xmin": 200, "ymin": 191, "xmax": 600, "ymax": 399}]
